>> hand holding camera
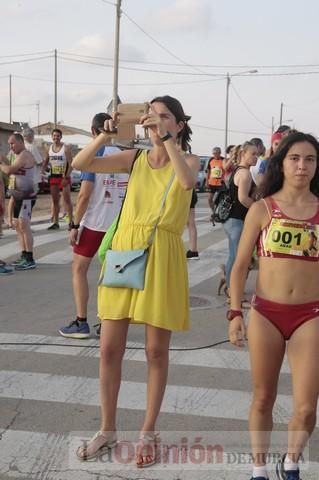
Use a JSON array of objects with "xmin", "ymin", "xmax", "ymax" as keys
[{"xmin": 140, "ymin": 105, "xmax": 167, "ymax": 138}]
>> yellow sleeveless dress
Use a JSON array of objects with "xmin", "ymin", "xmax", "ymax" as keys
[{"xmin": 97, "ymin": 150, "xmax": 192, "ymax": 331}]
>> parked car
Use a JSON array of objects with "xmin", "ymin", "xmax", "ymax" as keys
[
  {"xmin": 70, "ymin": 169, "xmax": 82, "ymax": 191},
  {"xmin": 196, "ymin": 155, "xmax": 210, "ymax": 192}
]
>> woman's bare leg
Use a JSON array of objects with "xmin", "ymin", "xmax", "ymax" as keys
[
  {"xmin": 248, "ymin": 310, "xmax": 286, "ymax": 466},
  {"xmin": 286, "ymin": 317, "xmax": 319, "ymax": 463},
  {"xmin": 99, "ymin": 318, "xmax": 130, "ymax": 432}
]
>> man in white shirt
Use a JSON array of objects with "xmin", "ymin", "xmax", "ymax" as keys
[
  {"xmin": 59, "ymin": 113, "xmax": 128, "ymax": 339},
  {"xmin": 249, "ymin": 138, "xmax": 266, "ymax": 186}
]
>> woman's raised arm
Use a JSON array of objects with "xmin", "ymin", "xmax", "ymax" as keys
[{"xmin": 72, "ymin": 132, "xmax": 135, "ymax": 173}]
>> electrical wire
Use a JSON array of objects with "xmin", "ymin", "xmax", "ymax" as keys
[
  {"xmin": 192, "ymin": 123, "xmax": 269, "ymax": 136},
  {"xmin": 0, "ymin": 339, "xmax": 229, "ymax": 352},
  {"xmin": 59, "ymin": 55, "xmax": 221, "ymax": 76},
  {"xmin": 100, "ymin": 0, "xmax": 116, "ymax": 6},
  {"xmin": 121, "ymin": 10, "xmax": 205, "ymax": 75},
  {"xmin": 0, "ymin": 55, "xmax": 53, "ymax": 66},
  {"xmin": 61, "ymin": 50, "xmax": 319, "ymax": 70},
  {"xmin": 57, "ymin": 55, "xmax": 319, "ymax": 78},
  {"xmin": 0, "ymin": 50, "xmax": 53, "ymax": 59},
  {"xmin": 230, "ymin": 83, "xmax": 271, "ymax": 129},
  {"xmin": 12, "ymin": 73, "xmax": 225, "ymax": 87}
]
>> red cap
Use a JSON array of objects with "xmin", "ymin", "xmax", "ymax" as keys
[{"xmin": 271, "ymin": 132, "xmax": 283, "ymax": 143}]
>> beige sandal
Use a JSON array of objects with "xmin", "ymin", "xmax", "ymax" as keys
[
  {"xmin": 241, "ymin": 299, "xmax": 251, "ymax": 309},
  {"xmin": 76, "ymin": 430, "xmax": 117, "ymax": 461},
  {"xmin": 136, "ymin": 432, "xmax": 158, "ymax": 468}
]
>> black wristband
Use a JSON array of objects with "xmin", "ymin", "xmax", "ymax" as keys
[
  {"xmin": 69, "ymin": 221, "xmax": 80, "ymax": 230},
  {"xmin": 160, "ymin": 132, "xmax": 172, "ymax": 142}
]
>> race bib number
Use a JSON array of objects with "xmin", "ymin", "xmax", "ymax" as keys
[
  {"xmin": 8, "ymin": 175, "xmax": 15, "ymax": 190},
  {"xmin": 210, "ymin": 167, "xmax": 222, "ymax": 179},
  {"xmin": 265, "ymin": 218, "xmax": 319, "ymax": 257},
  {"xmin": 51, "ymin": 164, "xmax": 64, "ymax": 175}
]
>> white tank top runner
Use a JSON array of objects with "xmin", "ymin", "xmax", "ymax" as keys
[{"xmin": 48, "ymin": 143, "xmax": 66, "ymax": 177}]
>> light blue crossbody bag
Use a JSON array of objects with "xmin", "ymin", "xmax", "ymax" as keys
[{"xmin": 99, "ymin": 170, "xmax": 175, "ymax": 290}]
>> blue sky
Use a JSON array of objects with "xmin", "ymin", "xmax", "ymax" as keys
[{"xmin": 1, "ymin": 0, "xmax": 319, "ymax": 154}]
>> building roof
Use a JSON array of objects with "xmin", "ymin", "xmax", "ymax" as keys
[
  {"xmin": 0, "ymin": 121, "xmax": 22, "ymax": 132},
  {"xmin": 32, "ymin": 122, "xmax": 91, "ymax": 137}
]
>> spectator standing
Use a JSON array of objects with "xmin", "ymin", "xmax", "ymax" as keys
[
  {"xmin": 42, "ymin": 128, "xmax": 73, "ymax": 230},
  {"xmin": 59, "ymin": 113, "xmax": 128, "ymax": 339}
]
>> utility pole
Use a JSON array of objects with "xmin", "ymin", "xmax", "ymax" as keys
[
  {"xmin": 271, "ymin": 116, "xmax": 274, "ymax": 134},
  {"xmin": 279, "ymin": 102, "xmax": 283, "ymax": 126},
  {"xmin": 224, "ymin": 73, "xmax": 230, "ymax": 155},
  {"xmin": 9, "ymin": 74, "xmax": 12, "ymax": 123},
  {"xmin": 54, "ymin": 49, "xmax": 57, "ymax": 127},
  {"xmin": 112, "ymin": 0, "xmax": 122, "ymax": 113}
]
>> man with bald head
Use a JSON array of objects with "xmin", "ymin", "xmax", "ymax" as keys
[{"xmin": 0, "ymin": 133, "xmax": 36, "ymax": 270}]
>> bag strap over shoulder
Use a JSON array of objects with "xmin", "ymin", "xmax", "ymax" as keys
[
  {"xmin": 147, "ymin": 171, "xmax": 175, "ymax": 247},
  {"xmin": 111, "ymin": 148, "xmax": 144, "ymax": 236}
]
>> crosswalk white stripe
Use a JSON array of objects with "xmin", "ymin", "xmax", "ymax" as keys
[
  {"xmin": 36, "ymin": 224, "xmax": 219, "ymax": 266},
  {"xmin": 188, "ymin": 239, "xmax": 228, "ymax": 287},
  {"xmin": 37, "ymin": 249, "xmax": 73, "ymax": 264},
  {"xmin": 182, "ymin": 222, "xmax": 217, "ymax": 241},
  {"xmin": 2, "ymin": 219, "xmax": 217, "ymax": 264},
  {"xmin": 2, "ymin": 221, "xmax": 69, "ymax": 238},
  {"xmin": 0, "ymin": 333, "xmax": 291, "ymax": 374},
  {"xmin": 37, "ymin": 222, "xmax": 217, "ymax": 264},
  {"xmin": 0, "ymin": 231, "xmax": 67, "ymax": 260},
  {"xmin": 1, "ymin": 430, "xmax": 317, "ymax": 479},
  {"xmin": 1, "ymin": 370, "xmax": 316, "ymax": 423}
]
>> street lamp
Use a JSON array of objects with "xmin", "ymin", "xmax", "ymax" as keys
[{"xmin": 224, "ymin": 69, "xmax": 258, "ymax": 154}]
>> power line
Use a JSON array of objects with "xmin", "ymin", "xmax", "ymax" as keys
[
  {"xmin": 100, "ymin": 0, "xmax": 116, "ymax": 5},
  {"xmin": 0, "ymin": 55, "xmax": 53, "ymax": 66},
  {"xmin": 1, "ymin": 49, "xmax": 319, "ymax": 79},
  {"xmin": 58, "ymin": 55, "xmax": 221, "ymax": 76},
  {"xmin": 0, "ymin": 47, "xmax": 319, "ymax": 72},
  {"xmin": 100, "ymin": 0, "xmax": 204, "ymax": 74},
  {"xmin": 0, "ymin": 50, "xmax": 53, "ymax": 59},
  {"xmin": 230, "ymin": 83, "xmax": 271, "ymax": 129},
  {"xmin": 57, "ymin": 55, "xmax": 319, "ymax": 78},
  {"xmin": 60, "ymin": 50, "xmax": 319, "ymax": 70},
  {"xmin": 192, "ymin": 123, "xmax": 269, "ymax": 136},
  {"xmin": 12, "ymin": 73, "xmax": 225, "ymax": 87},
  {"xmin": 121, "ymin": 10, "xmax": 206, "ymax": 75}
]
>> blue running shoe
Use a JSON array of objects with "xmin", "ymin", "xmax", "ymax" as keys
[
  {"xmin": 15, "ymin": 259, "xmax": 36, "ymax": 271},
  {"xmin": 59, "ymin": 320, "xmax": 90, "ymax": 339},
  {"xmin": 276, "ymin": 454, "xmax": 301, "ymax": 480},
  {"xmin": 250, "ymin": 477, "xmax": 269, "ymax": 480},
  {"xmin": 0, "ymin": 265, "xmax": 13, "ymax": 275}
]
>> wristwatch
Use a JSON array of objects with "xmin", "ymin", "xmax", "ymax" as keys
[
  {"xmin": 226, "ymin": 309, "xmax": 243, "ymax": 321},
  {"xmin": 160, "ymin": 132, "xmax": 172, "ymax": 142},
  {"xmin": 69, "ymin": 221, "xmax": 80, "ymax": 230}
]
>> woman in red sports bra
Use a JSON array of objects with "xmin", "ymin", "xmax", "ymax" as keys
[{"xmin": 228, "ymin": 132, "xmax": 319, "ymax": 480}]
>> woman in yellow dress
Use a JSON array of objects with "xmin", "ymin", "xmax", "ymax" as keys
[{"xmin": 72, "ymin": 96, "xmax": 199, "ymax": 467}]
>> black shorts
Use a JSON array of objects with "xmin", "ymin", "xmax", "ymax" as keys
[
  {"xmin": 190, "ymin": 190, "xmax": 198, "ymax": 209},
  {"xmin": 13, "ymin": 198, "xmax": 36, "ymax": 220},
  {"xmin": 208, "ymin": 185, "xmax": 223, "ymax": 194}
]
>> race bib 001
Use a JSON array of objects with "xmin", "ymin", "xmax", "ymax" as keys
[{"xmin": 265, "ymin": 218, "xmax": 319, "ymax": 257}]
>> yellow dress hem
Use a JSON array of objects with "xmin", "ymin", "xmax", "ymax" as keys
[{"xmin": 98, "ymin": 315, "xmax": 190, "ymax": 332}]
